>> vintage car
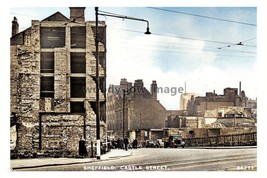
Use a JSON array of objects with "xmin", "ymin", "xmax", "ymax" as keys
[{"xmin": 164, "ymin": 135, "xmax": 185, "ymax": 148}]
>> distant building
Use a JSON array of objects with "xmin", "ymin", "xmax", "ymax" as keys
[
  {"xmin": 187, "ymin": 87, "xmax": 248, "ymax": 116},
  {"xmin": 106, "ymin": 79, "xmax": 167, "ymax": 139},
  {"xmin": 176, "ymin": 84, "xmax": 256, "ymax": 130},
  {"xmin": 10, "ymin": 7, "xmax": 107, "ymax": 156},
  {"xmin": 180, "ymin": 93, "xmax": 196, "ymax": 110},
  {"xmin": 204, "ymin": 106, "xmax": 255, "ymax": 127},
  {"xmin": 165, "ymin": 110, "xmax": 183, "ymax": 128},
  {"xmin": 248, "ymin": 98, "xmax": 257, "ymax": 109}
]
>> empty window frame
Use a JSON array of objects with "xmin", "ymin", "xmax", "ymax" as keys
[
  {"xmin": 41, "ymin": 52, "xmax": 54, "ymax": 73},
  {"xmin": 40, "ymin": 77, "xmax": 54, "ymax": 98},
  {"xmin": 93, "ymin": 52, "xmax": 106, "ymax": 70},
  {"xmin": 40, "ymin": 27, "xmax": 65, "ymax": 48},
  {"xmin": 71, "ymin": 52, "xmax": 86, "ymax": 73},
  {"xmin": 70, "ymin": 102, "xmax": 85, "ymax": 113},
  {"xmin": 71, "ymin": 27, "xmax": 86, "ymax": 48},
  {"xmin": 70, "ymin": 77, "xmax": 86, "ymax": 98}
]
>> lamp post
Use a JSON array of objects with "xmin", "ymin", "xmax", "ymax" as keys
[
  {"xmin": 122, "ymin": 90, "xmax": 126, "ymax": 139},
  {"xmin": 95, "ymin": 7, "xmax": 151, "ymax": 160}
]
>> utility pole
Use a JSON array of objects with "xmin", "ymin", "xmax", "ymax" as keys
[
  {"xmin": 95, "ymin": 7, "xmax": 101, "ymax": 160},
  {"xmin": 95, "ymin": 6, "xmax": 151, "ymax": 160},
  {"xmin": 122, "ymin": 90, "xmax": 126, "ymax": 139}
]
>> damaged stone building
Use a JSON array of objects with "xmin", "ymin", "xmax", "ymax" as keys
[
  {"xmin": 166, "ymin": 84, "xmax": 255, "ymax": 130},
  {"xmin": 186, "ymin": 86, "xmax": 248, "ymax": 116},
  {"xmin": 106, "ymin": 79, "xmax": 167, "ymax": 139},
  {"xmin": 10, "ymin": 7, "xmax": 107, "ymax": 156}
]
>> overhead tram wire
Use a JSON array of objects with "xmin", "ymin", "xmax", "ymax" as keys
[
  {"xmin": 119, "ymin": 45, "xmax": 256, "ymax": 58},
  {"xmin": 12, "ymin": 10, "xmax": 256, "ymax": 48},
  {"xmin": 13, "ymin": 11, "xmax": 256, "ymax": 54},
  {"xmin": 116, "ymin": 39, "xmax": 256, "ymax": 58},
  {"xmin": 242, "ymin": 37, "xmax": 257, "ymax": 43},
  {"xmin": 117, "ymin": 36, "xmax": 256, "ymax": 55},
  {"xmin": 147, "ymin": 7, "xmax": 257, "ymax": 27},
  {"xmin": 217, "ymin": 37, "xmax": 257, "ymax": 49},
  {"xmin": 10, "ymin": 12, "xmax": 41, "ymax": 18},
  {"xmin": 118, "ymin": 28, "xmax": 257, "ymax": 48}
]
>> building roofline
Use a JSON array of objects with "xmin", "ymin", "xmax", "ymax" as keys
[
  {"xmin": 11, "ymin": 11, "xmax": 70, "ymax": 39},
  {"xmin": 41, "ymin": 11, "xmax": 69, "ymax": 22}
]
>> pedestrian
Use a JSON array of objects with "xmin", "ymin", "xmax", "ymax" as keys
[
  {"xmin": 133, "ymin": 139, "xmax": 138, "ymax": 149},
  {"xmin": 111, "ymin": 139, "xmax": 116, "ymax": 149},
  {"xmin": 117, "ymin": 138, "xmax": 121, "ymax": 149},
  {"xmin": 120, "ymin": 138, "xmax": 124, "ymax": 149},
  {"xmin": 79, "ymin": 136, "xmax": 87, "ymax": 158},
  {"xmin": 124, "ymin": 137, "xmax": 129, "ymax": 151}
]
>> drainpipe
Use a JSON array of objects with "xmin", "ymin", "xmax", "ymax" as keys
[
  {"xmin": 83, "ymin": 113, "xmax": 86, "ymax": 139},
  {"xmin": 39, "ymin": 114, "xmax": 42, "ymax": 151}
]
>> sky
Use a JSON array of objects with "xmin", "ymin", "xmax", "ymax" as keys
[{"xmin": 9, "ymin": 6, "xmax": 257, "ymax": 110}]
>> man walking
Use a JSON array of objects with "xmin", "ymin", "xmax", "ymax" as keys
[
  {"xmin": 123, "ymin": 137, "xmax": 129, "ymax": 151},
  {"xmin": 133, "ymin": 139, "xmax": 138, "ymax": 149}
]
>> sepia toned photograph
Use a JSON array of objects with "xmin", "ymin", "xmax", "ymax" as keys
[{"xmin": 9, "ymin": 5, "xmax": 258, "ymax": 173}]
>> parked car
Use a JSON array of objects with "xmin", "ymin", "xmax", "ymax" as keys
[
  {"xmin": 146, "ymin": 140, "xmax": 159, "ymax": 148},
  {"xmin": 156, "ymin": 139, "xmax": 164, "ymax": 148},
  {"xmin": 164, "ymin": 135, "xmax": 185, "ymax": 148}
]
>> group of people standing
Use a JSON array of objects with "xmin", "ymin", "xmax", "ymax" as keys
[
  {"xmin": 111, "ymin": 137, "xmax": 138, "ymax": 150},
  {"xmin": 78, "ymin": 136, "xmax": 140, "ymax": 158}
]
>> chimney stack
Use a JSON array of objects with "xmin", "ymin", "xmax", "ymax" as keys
[
  {"xmin": 120, "ymin": 78, "xmax": 128, "ymax": 91},
  {"xmin": 151, "ymin": 80, "xmax": 157, "ymax": 100},
  {"xmin": 69, "ymin": 7, "xmax": 85, "ymax": 22},
  {"xmin": 12, "ymin": 17, "xmax": 19, "ymax": 36},
  {"xmin": 239, "ymin": 81, "xmax": 241, "ymax": 96},
  {"xmin": 134, "ymin": 79, "xmax": 144, "ymax": 97}
]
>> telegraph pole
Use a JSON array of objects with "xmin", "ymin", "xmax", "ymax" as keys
[{"xmin": 95, "ymin": 7, "xmax": 101, "ymax": 160}]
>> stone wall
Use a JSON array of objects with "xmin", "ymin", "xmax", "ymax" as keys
[
  {"xmin": 132, "ymin": 97, "xmax": 166, "ymax": 130},
  {"xmin": 13, "ymin": 30, "xmax": 41, "ymax": 151},
  {"xmin": 41, "ymin": 114, "xmax": 84, "ymax": 155},
  {"xmin": 10, "ymin": 9, "xmax": 109, "ymax": 154},
  {"xmin": 199, "ymin": 101, "xmax": 235, "ymax": 115},
  {"xmin": 11, "ymin": 12, "xmax": 107, "ymax": 156},
  {"xmin": 54, "ymin": 48, "xmax": 70, "ymax": 112}
]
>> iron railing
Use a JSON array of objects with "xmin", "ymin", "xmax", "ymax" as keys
[{"xmin": 184, "ymin": 132, "xmax": 257, "ymax": 147}]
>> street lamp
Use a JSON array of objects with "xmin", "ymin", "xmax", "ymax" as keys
[
  {"xmin": 97, "ymin": 8, "xmax": 151, "ymax": 35},
  {"xmin": 95, "ymin": 7, "xmax": 151, "ymax": 160}
]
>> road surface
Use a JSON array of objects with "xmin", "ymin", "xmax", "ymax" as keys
[{"xmin": 16, "ymin": 148, "xmax": 256, "ymax": 171}]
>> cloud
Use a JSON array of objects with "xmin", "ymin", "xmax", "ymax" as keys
[{"xmin": 107, "ymin": 22, "xmax": 256, "ymax": 110}]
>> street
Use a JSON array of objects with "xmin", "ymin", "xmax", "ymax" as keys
[{"xmin": 16, "ymin": 148, "xmax": 256, "ymax": 171}]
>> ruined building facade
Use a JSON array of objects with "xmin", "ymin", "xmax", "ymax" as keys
[
  {"xmin": 106, "ymin": 79, "xmax": 167, "ymax": 139},
  {"xmin": 10, "ymin": 7, "xmax": 107, "ymax": 156},
  {"xmin": 187, "ymin": 87, "xmax": 248, "ymax": 116}
]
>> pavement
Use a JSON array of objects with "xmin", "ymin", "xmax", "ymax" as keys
[{"xmin": 11, "ymin": 149, "xmax": 132, "ymax": 170}]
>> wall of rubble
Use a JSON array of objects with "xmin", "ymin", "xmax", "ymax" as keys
[
  {"xmin": 11, "ymin": 19, "xmax": 107, "ymax": 156},
  {"xmin": 54, "ymin": 48, "xmax": 70, "ymax": 112},
  {"xmin": 41, "ymin": 114, "xmax": 83, "ymax": 155},
  {"xmin": 11, "ymin": 21, "xmax": 41, "ymax": 152}
]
